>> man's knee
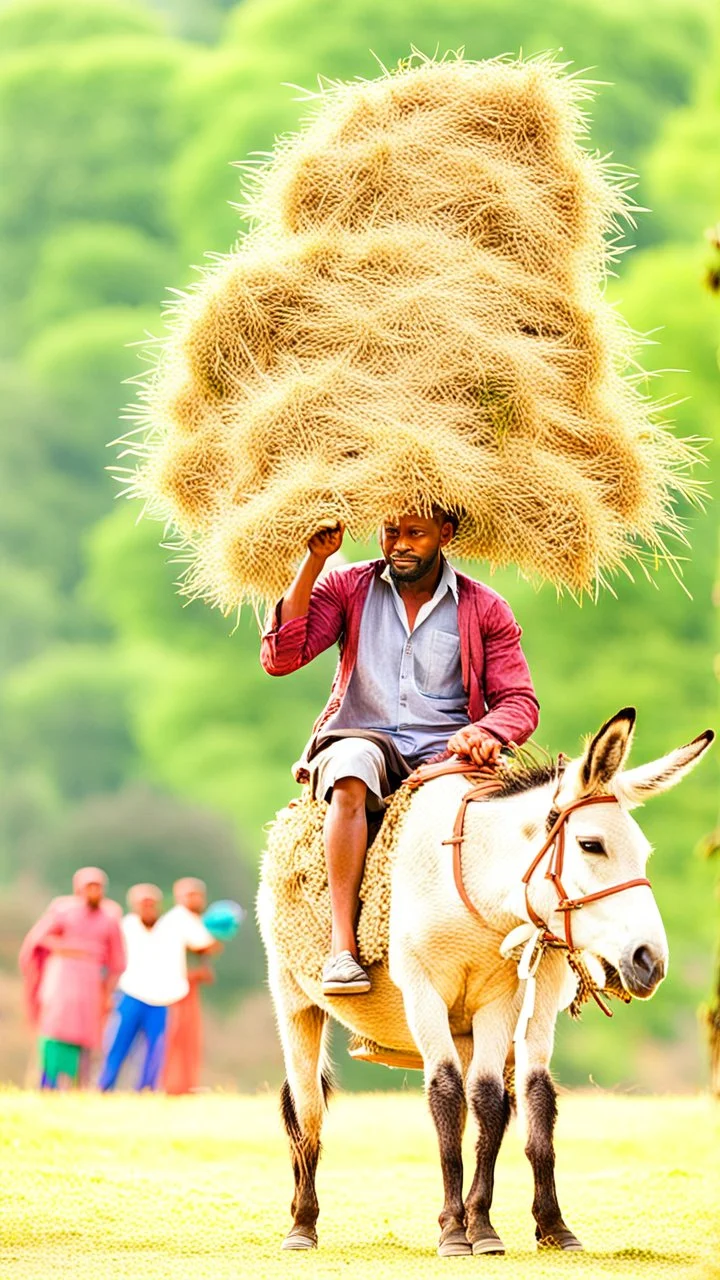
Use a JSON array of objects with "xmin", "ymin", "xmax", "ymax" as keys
[{"xmin": 329, "ymin": 777, "xmax": 368, "ymax": 816}]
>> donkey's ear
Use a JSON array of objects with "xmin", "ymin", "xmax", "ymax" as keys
[
  {"xmin": 614, "ymin": 729, "xmax": 714, "ymax": 808},
  {"xmin": 581, "ymin": 707, "xmax": 637, "ymax": 791},
  {"xmin": 555, "ymin": 708, "xmax": 636, "ymax": 807}
]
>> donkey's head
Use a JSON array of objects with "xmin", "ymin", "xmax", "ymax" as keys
[{"xmin": 534, "ymin": 709, "xmax": 713, "ymax": 998}]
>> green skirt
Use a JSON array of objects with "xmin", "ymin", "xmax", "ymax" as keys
[{"xmin": 39, "ymin": 1037, "xmax": 82, "ymax": 1087}]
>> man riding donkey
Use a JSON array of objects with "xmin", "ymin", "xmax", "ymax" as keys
[{"xmin": 261, "ymin": 509, "xmax": 539, "ymax": 996}]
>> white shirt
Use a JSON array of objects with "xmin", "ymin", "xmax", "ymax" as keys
[{"xmin": 118, "ymin": 905, "xmax": 214, "ymax": 1007}]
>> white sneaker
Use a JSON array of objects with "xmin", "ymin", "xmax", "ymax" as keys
[{"xmin": 322, "ymin": 951, "xmax": 371, "ymax": 995}]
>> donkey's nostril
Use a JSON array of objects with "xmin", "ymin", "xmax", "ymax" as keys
[
  {"xmin": 620, "ymin": 941, "xmax": 666, "ymax": 997},
  {"xmin": 632, "ymin": 945, "xmax": 659, "ymax": 985}
]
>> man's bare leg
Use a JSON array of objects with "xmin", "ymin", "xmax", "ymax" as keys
[{"xmin": 324, "ymin": 776, "xmax": 368, "ymax": 958}]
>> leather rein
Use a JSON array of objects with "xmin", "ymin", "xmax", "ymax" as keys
[{"xmin": 405, "ymin": 759, "xmax": 652, "ymax": 977}]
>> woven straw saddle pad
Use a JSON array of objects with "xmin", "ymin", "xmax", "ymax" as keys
[{"xmin": 262, "ymin": 784, "xmax": 418, "ymax": 982}]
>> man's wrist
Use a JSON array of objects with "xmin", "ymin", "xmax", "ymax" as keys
[{"xmin": 306, "ymin": 549, "xmax": 331, "ymax": 573}]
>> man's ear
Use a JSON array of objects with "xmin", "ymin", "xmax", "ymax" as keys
[
  {"xmin": 439, "ymin": 520, "xmax": 455, "ymax": 548},
  {"xmin": 554, "ymin": 708, "xmax": 636, "ymax": 806}
]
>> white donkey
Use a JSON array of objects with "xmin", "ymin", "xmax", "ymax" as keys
[{"xmin": 257, "ymin": 708, "xmax": 713, "ymax": 1256}]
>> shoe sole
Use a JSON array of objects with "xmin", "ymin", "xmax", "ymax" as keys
[{"xmin": 322, "ymin": 981, "xmax": 372, "ymax": 995}]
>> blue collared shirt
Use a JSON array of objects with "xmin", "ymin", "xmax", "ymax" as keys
[{"xmin": 325, "ymin": 558, "xmax": 469, "ymax": 765}]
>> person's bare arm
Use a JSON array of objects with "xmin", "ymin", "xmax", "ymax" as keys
[{"xmin": 280, "ymin": 523, "xmax": 345, "ymax": 625}]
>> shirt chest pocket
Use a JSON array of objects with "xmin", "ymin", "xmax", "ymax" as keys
[{"xmin": 415, "ymin": 629, "xmax": 461, "ymax": 698}]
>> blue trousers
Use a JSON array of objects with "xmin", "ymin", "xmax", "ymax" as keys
[{"xmin": 99, "ymin": 993, "xmax": 167, "ymax": 1091}]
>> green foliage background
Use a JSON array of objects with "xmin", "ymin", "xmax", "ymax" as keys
[{"xmin": 0, "ymin": 0, "xmax": 718, "ymax": 1087}]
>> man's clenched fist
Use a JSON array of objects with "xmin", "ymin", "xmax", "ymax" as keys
[
  {"xmin": 447, "ymin": 725, "xmax": 502, "ymax": 767},
  {"xmin": 308, "ymin": 522, "xmax": 345, "ymax": 561}
]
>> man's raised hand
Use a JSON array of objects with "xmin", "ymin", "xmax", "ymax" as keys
[
  {"xmin": 447, "ymin": 725, "xmax": 502, "ymax": 767},
  {"xmin": 308, "ymin": 522, "xmax": 345, "ymax": 562}
]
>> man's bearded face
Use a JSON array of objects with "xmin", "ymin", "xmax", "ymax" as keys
[{"xmin": 380, "ymin": 512, "xmax": 454, "ymax": 583}]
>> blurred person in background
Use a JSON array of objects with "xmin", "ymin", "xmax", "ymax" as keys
[
  {"xmin": 19, "ymin": 867, "xmax": 126, "ymax": 1090},
  {"xmin": 100, "ymin": 881, "xmax": 218, "ymax": 1091},
  {"xmin": 99, "ymin": 883, "xmax": 167, "ymax": 1092},
  {"xmin": 163, "ymin": 877, "xmax": 215, "ymax": 1096}
]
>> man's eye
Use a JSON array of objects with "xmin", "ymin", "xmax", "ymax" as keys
[{"xmin": 578, "ymin": 838, "xmax": 607, "ymax": 856}]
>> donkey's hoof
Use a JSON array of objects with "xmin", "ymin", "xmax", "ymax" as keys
[
  {"xmin": 281, "ymin": 1227, "xmax": 318, "ymax": 1251},
  {"xmin": 438, "ymin": 1226, "xmax": 472, "ymax": 1257},
  {"xmin": 537, "ymin": 1229, "xmax": 583, "ymax": 1251},
  {"xmin": 472, "ymin": 1231, "xmax": 506, "ymax": 1256}
]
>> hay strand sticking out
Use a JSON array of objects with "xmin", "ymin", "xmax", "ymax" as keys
[{"xmin": 116, "ymin": 53, "xmax": 700, "ymax": 613}]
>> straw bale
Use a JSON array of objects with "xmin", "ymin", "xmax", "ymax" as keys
[{"xmin": 116, "ymin": 53, "xmax": 699, "ymax": 612}]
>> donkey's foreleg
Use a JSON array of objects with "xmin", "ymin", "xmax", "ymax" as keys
[
  {"xmin": 517, "ymin": 956, "xmax": 583, "ymax": 1252},
  {"xmin": 463, "ymin": 996, "xmax": 517, "ymax": 1255},
  {"xmin": 270, "ymin": 964, "xmax": 331, "ymax": 1251},
  {"xmin": 399, "ymin": 963, "xmax": 470, "ymax": 1258}
]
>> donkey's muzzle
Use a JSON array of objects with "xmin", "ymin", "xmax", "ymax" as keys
[{"xmin": 619, "ymin": 942, "xmax": 667, "ymax": 998}]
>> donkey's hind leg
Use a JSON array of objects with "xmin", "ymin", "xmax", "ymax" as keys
[{"xmin": 271, "ymin": 964, "xmax": 331, "ymax": 1251}]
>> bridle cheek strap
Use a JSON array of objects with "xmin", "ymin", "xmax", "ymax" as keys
[{"xmin": 521, "ymin": 794, "xmax": 651, "ymax": 951}]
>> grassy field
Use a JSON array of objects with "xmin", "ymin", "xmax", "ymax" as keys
[{"xmin": 0, "ymin": 1089, "xmax": 718, "ymax": 1280}]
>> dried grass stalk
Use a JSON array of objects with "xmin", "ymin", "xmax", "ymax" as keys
[{"xmin": 115, "ymin": 52, "xmax": 701, "ymax": 613}]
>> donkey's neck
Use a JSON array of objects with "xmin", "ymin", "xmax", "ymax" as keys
[{"xmin": 460, "ymin": 780, "xmax": 557, "ymax": 929}]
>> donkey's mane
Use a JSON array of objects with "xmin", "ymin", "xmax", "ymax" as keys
[{"xmin": 494, "ymin": 744, "xmax": 560, "ymax": 799}]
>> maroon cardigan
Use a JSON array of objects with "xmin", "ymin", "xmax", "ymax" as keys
[{"xmin": 260, "ymin": 560, "xmax": 539, "ymax": 773}]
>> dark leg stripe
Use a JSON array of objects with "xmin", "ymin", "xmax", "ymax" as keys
[
  {"xmin": 280, "ymin": 1077, "xmax": 321, "ymax": 1229},
  {"xmin": 464, "ymin": 1075, "xmax": 509, "ymax": 1243},
  {"xmin": 428, "ymin": 1060, "xmax": 467, "ymax": 1230},
  {"xmin": 525, "ymin": 1067, "xmax": 578, "ymax": 1245}
]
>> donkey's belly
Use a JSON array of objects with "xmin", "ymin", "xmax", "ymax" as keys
[{"xmin": 298, "ymin": 964, "xmax": 419, "ymax": 1055}]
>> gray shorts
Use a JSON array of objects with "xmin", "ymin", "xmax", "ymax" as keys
[{"xmin": 309, "ymin": 738, "xmax": 391, "ymax": 811}]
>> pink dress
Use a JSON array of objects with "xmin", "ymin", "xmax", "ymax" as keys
[{"xmin": 19, "ymin": 900, "xmax": 126, "ymax": 1050}]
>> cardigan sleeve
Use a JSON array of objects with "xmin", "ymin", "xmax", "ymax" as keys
[
  {"xmin": 472, "ymin": 597, "xmax": 539, "ymax": 746},
  {"xmin": 260, "ymin": 568, "xmax": 347, "ymax": 676}
]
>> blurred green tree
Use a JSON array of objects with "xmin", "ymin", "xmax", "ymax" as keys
[
  {"xmin": 0, "ymin": 0, "xmax": 162, "ymax": 50},
  {"xmin": 2, "ymin": 645, "xmax": 138, "ymax": 798},
  {"xmin": 24, "ymin": 306, "xmax": 160, "ymax": 477},
  {"xmin": 25, "ymin": 222, "xmax": 177, "ymax": 334},
  {"xmin": 0, "ymin": 35, "xmax": 189, "ymax": 344}
]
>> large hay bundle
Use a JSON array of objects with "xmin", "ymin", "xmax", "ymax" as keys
[{"xmin": 117, "ymin": 53, "xmax": 698, "ymax": 612}]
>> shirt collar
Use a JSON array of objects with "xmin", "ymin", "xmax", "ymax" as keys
[{"xmin": 380, "ymin": 556, "xmax": 458, "ymax": 602}]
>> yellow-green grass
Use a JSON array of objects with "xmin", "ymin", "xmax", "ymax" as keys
[{"xmin": 0, "ymin": 1090, "xmax": 717, "ymax": 1279}]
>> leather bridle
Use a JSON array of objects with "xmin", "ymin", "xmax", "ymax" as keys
[{"xmin": 519, "ymin": 794, "xmax": 652, "ymax": 951}]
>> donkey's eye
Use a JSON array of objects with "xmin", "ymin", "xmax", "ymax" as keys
[{"xmin": 578, "ymin": 838, "xmax": 607, "ymax": 856}]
